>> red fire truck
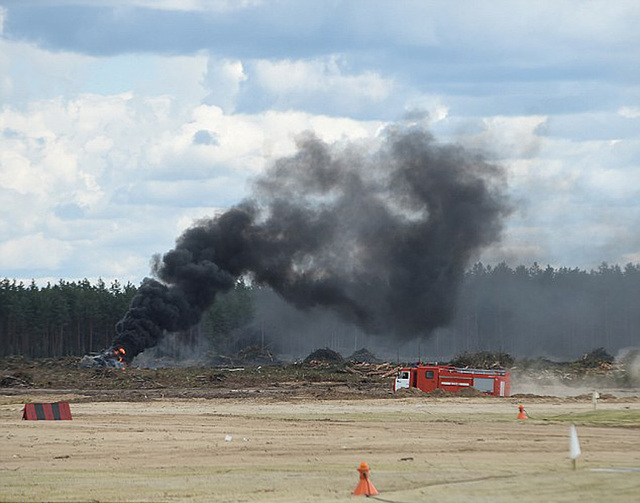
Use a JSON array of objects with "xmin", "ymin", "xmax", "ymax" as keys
[{"xmin": 394, "ymin": 364, "xmax": 511, "ymax": 397}]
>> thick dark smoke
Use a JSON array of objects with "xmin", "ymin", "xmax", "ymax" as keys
[{"xmin": 113, "ymin": 126, "xmax": 509, "ymax": 361}]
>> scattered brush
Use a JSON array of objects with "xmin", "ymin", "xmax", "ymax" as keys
[{"xmin": 448, "ymin": 351, "xmax": 514, "ymax": 369}]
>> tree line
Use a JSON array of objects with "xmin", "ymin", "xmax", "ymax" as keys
[
  {"xmin": 1, "ymin": 262, "xmax": 639, "ymax": 360},
  {"xmin": 447, "ymin": 262, "xmax": 640, "ymax": 359},
  {"xmin": 0, "ymin": 277, "xmax": 254, "ymax": 359},
  {"xmin": 0, "ymin": 279, "xmax": 137, "ymax": 358}
]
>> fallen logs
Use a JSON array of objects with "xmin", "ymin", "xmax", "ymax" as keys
[{"xmin": 343, "ymin": 362, "xmax": 401, "ymax": 379}]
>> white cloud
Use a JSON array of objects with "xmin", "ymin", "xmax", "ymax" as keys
[
  {"xmin": 619, "ymin": 106, "xmax": 640, "ymax": 119},
  {"xmin": 424, "ymin": 1, "xmax": 640, "ymax": 61},
  {"xmin": 202, "ymin": 56, "xmax": 247, "ymax": 113},
  {"xmin": 0, "ymin": 36, "xmax": 95, "ymax": 104},
  {"xmin": 0, "ymin": 233, "xmax": 73, "ymax": 270},
  {"xmin": 144, "ymin": 104, "xmax": 383, "ymax": 183},
  {"xmin": 433, "ymin": 105, "xmax": 638, "ymax": 269},
  {"xmin": 253, "ymin": 56, "xmax": 394, "ymax": 110},
  {"xmin": 0, "ymin": 30, "xmax": 210, "ymax": 107},
  {"xmin": 0, "ymin": 83, "xmax": 383, "ymax": 281},
  {"xmin": 472, "ymin": 115, "xmax": 548, "ymax": 160},
  {"xmin": 584, "ymin": 165, "xmax": 640, "ymax": 200}
]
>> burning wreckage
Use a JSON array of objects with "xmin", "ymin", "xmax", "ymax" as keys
[{"xmin": 80, "ymin": 347, "xmax": 128, "ymax": 369}]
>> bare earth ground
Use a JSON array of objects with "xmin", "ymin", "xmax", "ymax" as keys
[{"xmin": 1, "ymin": 379, "xmax": 640, "ymax": 503}]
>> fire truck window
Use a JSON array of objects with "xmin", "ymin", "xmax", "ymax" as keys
[
  {"xmin": 400, "ymin": 371, "xmax": 409, "ymax": 380},
  {"xmin": 425, "ymin": 371, "xmax": 434, "ymax": 379}
]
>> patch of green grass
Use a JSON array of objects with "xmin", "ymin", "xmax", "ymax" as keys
[{"xmin": 540, "ymin": 409, "xmax": 640, "ymax": 427}]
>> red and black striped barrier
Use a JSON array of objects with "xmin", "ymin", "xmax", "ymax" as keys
[{"xmin": 22, "ymin": 402, "xmax": 72, "ymax": 420}]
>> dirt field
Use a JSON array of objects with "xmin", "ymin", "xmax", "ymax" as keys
[{"xmin": 2, "ymin": 385, "xmax": 640, "ymax": 503}]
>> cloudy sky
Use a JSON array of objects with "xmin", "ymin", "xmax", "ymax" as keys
[{"xmin": 1, "ymin": 0, "xmax": 639, "ymax": 285}]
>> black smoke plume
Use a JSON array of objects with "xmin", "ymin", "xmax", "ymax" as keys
[{"xmin": 112, "ymin": 126, "xmax": 509, "ymax": 362}]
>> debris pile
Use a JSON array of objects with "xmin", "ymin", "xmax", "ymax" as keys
[
  {"xmin": 575, "ymin": 347, "xmax": 614, "ymax": 369},
  {"xmin": 0, "ymin": 371, "xmax": 32, "ymax": 387},
  {"xmin": 303, "ymin": 348, "xmax": 344, "ymax": 366},
  {"xmin": 347, "ymin": 348, "xmax": 381, "ymax": 363}
]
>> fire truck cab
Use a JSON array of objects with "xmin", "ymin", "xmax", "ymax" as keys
[{"xmin": 394, "ymin": 364, "xmax": 511, "ymax": 397}]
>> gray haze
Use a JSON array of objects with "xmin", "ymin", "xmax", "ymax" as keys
[
  {"xmin": 114, "ymin": 126, "xmax": 509, "ymax": 360},
  {"xmin": 247, "ymin": 262, "xmax": 640, "ymax": 363}
]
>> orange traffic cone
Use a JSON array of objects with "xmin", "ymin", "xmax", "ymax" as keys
[
  {"xmin": 517, "ymin": 404, "xmax": 528, "ymax": 420},
  {"xmin": 353, "ymin": 462, "xmax": 379, "ymax": 496}
]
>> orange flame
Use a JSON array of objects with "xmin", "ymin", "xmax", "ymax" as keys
[{"xmin": 114, "ymin": 347, "xmax": 127, "ymax": 369}]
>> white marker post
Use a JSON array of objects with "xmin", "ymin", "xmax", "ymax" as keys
[
  {"xmin": 569, "ymin": 424, "xmax": 581, "ymax": 470},
  {"xmin": 592, "ymin": 390, "xmax": 599, "ymax": 410}
]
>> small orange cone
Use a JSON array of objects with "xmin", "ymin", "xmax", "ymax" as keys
[
  {"xmin": 353, "ymin": 462, "xmax": 379, "ymax": 496},
  {"xmin": 517, "ymin": 404, "xmax": 528, "ymax": 420}
]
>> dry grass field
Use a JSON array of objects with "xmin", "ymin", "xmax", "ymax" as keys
[{"xmin": 1, "ymin": 386, "xmax": 640, "ymax": 503}]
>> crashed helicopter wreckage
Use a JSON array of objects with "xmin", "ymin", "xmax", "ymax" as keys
[{"xmin": 79, "ymin": 347, "xmax": 128, "ymax": 370}]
